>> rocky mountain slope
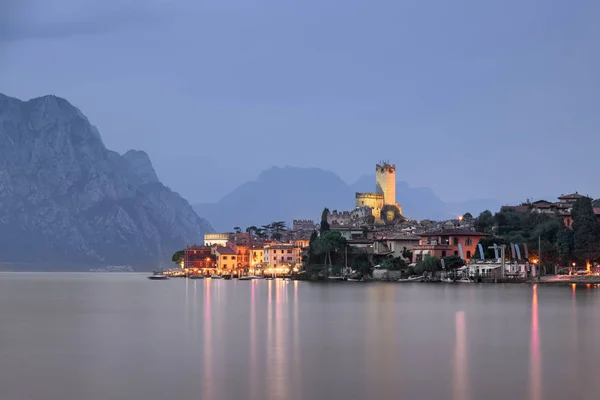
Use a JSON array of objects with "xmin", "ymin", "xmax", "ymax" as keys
[
  {"xmin": 194, "ymin": 166, "xmax": 500, "ymax": 231},
  {"xmin": 0, "ymin": 93, "xmax": 213, "ymax": 270}
]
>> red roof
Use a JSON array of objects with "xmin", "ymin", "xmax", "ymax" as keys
[
  {"xmin": 215, "ymin": 246, "xmax": 236, "ymax": 255},
  {"xmin": 419, "ymin": 229, "xmax": 488, "ymax": 237},
  {"xmin": 594, "ymin": 208, "xmax": 600, "ymax": 215}
]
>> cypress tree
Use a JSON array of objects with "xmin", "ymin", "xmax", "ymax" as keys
[
  {"xmin": 320, "ymin": 207, "xmax": 330, "ymax": 233},
  {"xmin": 572, "ymin": 197, "xmax": 600, "ymax": 269}
]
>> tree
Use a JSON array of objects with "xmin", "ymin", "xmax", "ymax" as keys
[
  {"xmin": 352, "ymin": 253, "xmax": 373, "ymax": 277},
  {"xmin": 306, "ymin": 230, "xmax": 319, "ymax": 267},
  {"xmin": 417, "ymin": 255, "xmax": 440, "ymax": 276},
  {"xmin": 442, "ymin": 255, "xmax": 465, "ymax": 270},
  {"xmin": 463, "ymin": 212, "xmax": 473, "ymax": 221},
  {"xmin": 320, "ymin": 208, "xmax": 330, "ymax": 233},
  {"xmin": 381, "ymin": 256, "xmax": 406, "ymax": 271},
  {"xmin": 556, "ymin": 225, "xmax": 574, "ymax": 265},
  {"xmin": 233, "ymin": 226, "xmax": 242, "ymax": 234},
  {"xmin": 172, "ymin": 250, "xmax": 185, "ymax": 265},
  {"xmin": 380, "ymin": 204, "xmax": 402, "ymax": 223},
  {"xmin": 245, "ymin": 226, "xmax": 258, "ymax": 235},
  {"xmin": 401, "ymin": 247, "xmax": 413, "ymax": 263},
  {"xmin": 572, "ymin": 197, "xmax": 600, "ymax": 269},
  {"xmin": 312, "ymin": 231, "xmax": 347, "ymax": 266},
  {"xmin": 475, "ymin": 210, "xmax": 494, "ymax": 233},
  {"xmin": 270, "ymin": 221, "xmax": 286, "ymax": 241}
]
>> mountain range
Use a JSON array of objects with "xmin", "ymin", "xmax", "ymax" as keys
[
  {"xmin": 0, "ymin": 93, "xmax": 213, "ymax": 270},
  {"xmin": 193, "ymin": 166, "xmax": 501, "ymax": 231}
]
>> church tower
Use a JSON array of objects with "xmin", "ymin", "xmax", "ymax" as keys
[{"xmin": 376, "ymin": 162, "xmax": 396, "ymax": 206}]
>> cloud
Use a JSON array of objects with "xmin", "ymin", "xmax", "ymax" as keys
[{"xmin": 0, "ymin": 0, "xmax": 172, "ymax": 42}]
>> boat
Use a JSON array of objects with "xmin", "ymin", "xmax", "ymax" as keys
[
  {"xmin": 222, "ymin": 274, "xmax": 232, "ymax": 280},
  {"xmin": 329, "ymin": 276, "xmax": 345, "ymax": 281},
  {"xmin": 238, "ymin": 276, "xmax": 253, "ymax": 281},
  {"xmin": 347, "ymin": 278, "xmax": 363, "ymax": 282},
  {"xmin": 248, "ymin": 275, "xmax": 262, "ymax": 279},
  {"xmin": 148, "ymin": 272, "xmax": 168, "ymax": 280},
  {"xmin": 398, "ymin": 275, "xmax": 424, "ymax": 282},
  {"xmin": 210, "ymin": 275, "xmax": 222, "ymax": 279},
  {"xmin": 189, "ymin": 275, "xmax": 204, "ymax": 280},
  {"xmin": 441, "ymin": 277, "xmax": 454, "ymax": 283}
]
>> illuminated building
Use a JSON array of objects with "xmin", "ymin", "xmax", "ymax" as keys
[
  {"xmin": 355, "ymin": 162, "xmax": 404, "ymax": 224},
  {"xmin": 412, "ymin": 229, "xmax": 487, "ymax": 261}
]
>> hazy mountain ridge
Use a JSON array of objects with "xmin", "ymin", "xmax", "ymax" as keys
[
  {"xmin": 194, "ymin": 166, "xmax": 500, "ymax": 231},
  {"xmin": 0, "ymin": 93, "xmax": 213, "ymax": 269}
]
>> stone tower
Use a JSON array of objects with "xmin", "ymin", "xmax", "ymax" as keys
[{"xmin": 375, "ymin": 162, "xmax": 396, "ymax": 205}]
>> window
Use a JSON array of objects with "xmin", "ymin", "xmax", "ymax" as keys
[
  {"xmin": 223, "ymin": 264, "xmax": 227, "ymax": 268},
  {"xmin": 466, "ymin": 238, "xmax": 472, "ymax": 246},
  {"xmin": 287, "ymin": 250, "xmax": 292, "ymax": 254},
  {"xmin": 453, "ymin": 237, "xmax": 459, "ymax": 245},
  {"xmin": 280, "ymin": 257, "xmax": 284, "ymax": 261},
  {"xmin": 232, "ymin": 256, "xmax": 236, "ymax": 260},
  {"xmin": 287, "ymin": 257, "xmax": 292, "ymax": 261},
  {"xmin": 454, "ymin": 251, "xmax": 458, "ymax": 256},
  {"xmin": 441, "ymin": 251, "xmax": 447, "ymax": 257},
  {"xmin": 467, "ymin": 250, "xmax": 471, "ymax": 258},
  {"xmin": 223, "ymin": 256, "xmax": 228, "ymax": 260}
]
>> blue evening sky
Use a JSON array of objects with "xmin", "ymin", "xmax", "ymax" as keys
[{"xmin": 1, "ymin": 0, "xmax": 599, "ymax": 204}]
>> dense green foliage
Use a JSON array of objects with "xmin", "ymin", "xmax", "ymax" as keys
[
  {"xmin": 572, "ymin": 197, "xmax": 600, "ymax": 265},
  {"xmin": 472, "ymin": 197, "xmax": 600, "ymax": 268},
  {"xmin": 401, "ymin": 247, "xmax": 413, "ymax": 263},
  {"xmin": 442, "ymin": 255, "xmax": 465, "ymax": 270},
  {"xmin": 415, "ymin": 255, "xmax": 440, "ymax": 275},
  {"xmin": 172, "ymin": 250, "xmax": 184, "ymax": 264},
  {"xmin": 381, "ymin": 256, "xmax": 407, "ymax": 271},
  {"xmin": 352, "ymin": 253, "xmax": 374, "ymax": 277},
  {"xmin": 311, "ymin": 230, "xmax": 347, "ymax": 265}
]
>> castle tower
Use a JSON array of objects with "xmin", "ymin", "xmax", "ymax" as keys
[{"xmin": 376, "ymin": 162, "xmax": 396, "ymax": 206}]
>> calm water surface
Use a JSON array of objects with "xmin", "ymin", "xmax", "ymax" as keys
[{"xmin": 1, "ymin": 273, "xmax": 600, "ymax": 400}]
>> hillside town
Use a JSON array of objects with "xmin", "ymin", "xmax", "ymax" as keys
[{"xmin": 168, "ymin": 162, "xmax": 600, "ymax": 283}]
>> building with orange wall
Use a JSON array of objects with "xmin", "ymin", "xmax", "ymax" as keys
[{"xmin": 412, "ymin": 229, "xmax": 487, "ymax": 262}]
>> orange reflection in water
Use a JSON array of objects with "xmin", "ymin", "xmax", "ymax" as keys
[
  {"xmin": 529, "ymin": 284, "xmax": 541, "ymax": 400},
  {"xmin": 249, "ymin": 280, "xmax": 258, "ymax": 399},
  {"xmin": 453, "ymin": 311, "xmax": 469, "ymax": 400}
]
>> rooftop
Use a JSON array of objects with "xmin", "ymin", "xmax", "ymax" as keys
[
  {"xmin": 559, "ymin": 192, "xmax": 584, "ymax": 200},
  {"xmin": 419, "ymin": 229, "xmax": 488, "ymax": 237},
  {"xmin": 215, "ymin": 246, "xmax": 236, "ymax": 255}
]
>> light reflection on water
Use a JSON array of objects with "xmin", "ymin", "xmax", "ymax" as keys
[
  {"xmin": 529, "ymin": 285, "xmax": 541, "ymax": 400},
  {"xmin": 453, "ymin": 310, "xmax": 469, "ymax": 400},
  {"xmin": 2, "ymin": 274, "xmax": 600, "ymax": 400}
]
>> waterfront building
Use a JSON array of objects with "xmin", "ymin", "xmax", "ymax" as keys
[
  {"xmin": 214, "ymin": 246, "xmax": 237, "ymax": 271},
  {"xmin": 249, "ymin": 246, "xmax": 265, "ymax": 268},
  {"xmin": 264, "ymin": 244, "xmax": 301, "ymax": 269},
  {"xmin": 412, "ymin": 229, "xmax": 487, "ymax": 262},
  {"xmin": 184, "ymin": 245, "xmax": 214, "ymax": 269}
]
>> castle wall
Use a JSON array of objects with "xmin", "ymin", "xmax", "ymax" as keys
[{"xmin": 355, "ymin": 192, "xmax": 384, "ymax": 209}]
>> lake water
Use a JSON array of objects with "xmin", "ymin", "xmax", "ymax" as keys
[{"xmin": 1, "ymin": 273, "xmax": 599, "ymax": 400}]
